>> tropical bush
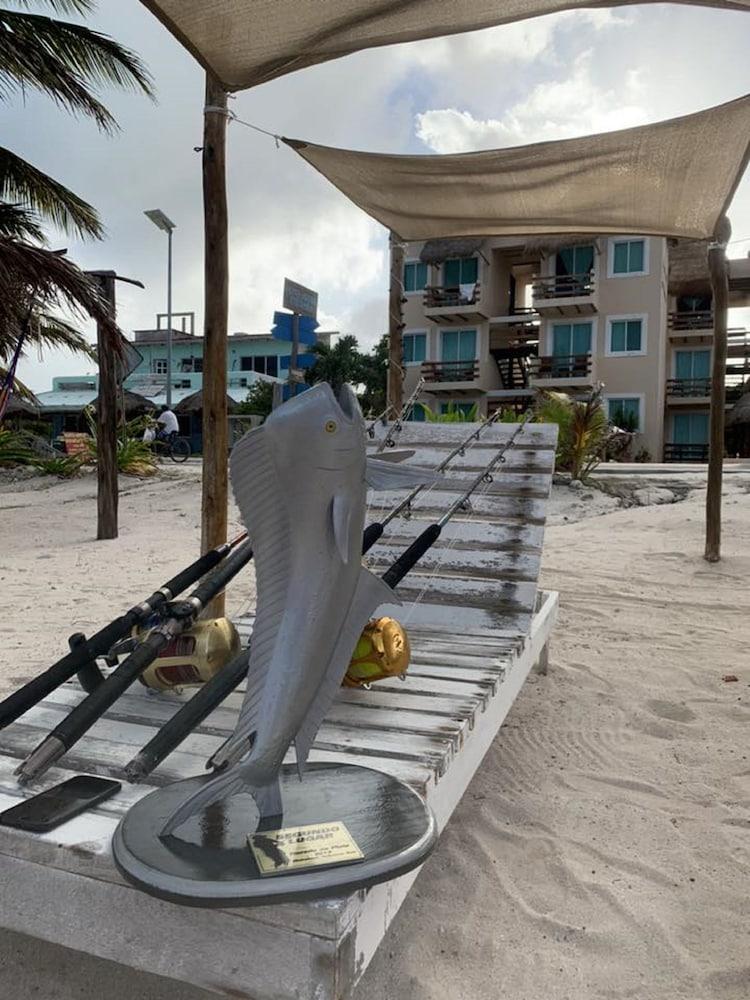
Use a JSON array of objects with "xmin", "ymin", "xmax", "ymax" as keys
[
  {"xmin": 417, "ymin": 402, "xmax": 478, "ymax": 422},
  {"xmin": 34, "ymin": 453, "xmax": 82, "ymax": 478},
  {"xmin": 0, "ymin": 427, "xmax": 32, "ymax": 466},
  {"xmin": 534, "ymin": 388, "xmax": 610, "ymax": 481},
  {"xmin": 236, "ymin": 380, "xmax": 274, "ymax": 420},
  {"xmin": 82, "ymin": 407, "xmax": 156, "ymax": 477}
]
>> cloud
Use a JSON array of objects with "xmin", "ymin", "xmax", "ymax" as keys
[{"xmin": 415, "ymin": 54, "xmax": 648, "ymax": 153}]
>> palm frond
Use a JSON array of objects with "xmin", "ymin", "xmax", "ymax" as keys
[
  {"xmin": 33, "ymin": 311, "xmax": 96, "ymax": 360},
  {"xmin": 0, "ymin": 147, "xmax": 101, "ymax": 237},
  {"xmin": 0, "ymin": 235, "xmax": 121, "ymax": 361},
  {"xmin": 7, "ymin": 2, "xmax": 95, "ymax": 13},
  {"xmin": 0, "ymin": 365, "xmax": 36, "ymax": 401},
  {"xmin": 0, "ymin": 10, "xmax": 153, "ymax": 132},
  {"xmin": 0, "ymin": 202, "xmax": 45, "ymax": 242}
]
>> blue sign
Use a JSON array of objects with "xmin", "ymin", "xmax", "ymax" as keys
[
  {"xmin": 282, "ymin": 383, "xmax": 311, "ymax": 402},
  {"xmin": 271, "ymin": 310, "xmax": 318, "ymax": 346},
  {"xmin": 279, "ymin": 353, "xmax": 316, "ymax": 371}
]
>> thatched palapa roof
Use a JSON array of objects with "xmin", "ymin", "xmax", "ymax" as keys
[
  {"xmin": 92, "ymin": 390, "xmax": 155, "ymax": 414},
  {"xmin": 726, "ymin": 390, "xmax": 750, "ymax": 427},
  {"xmin": 175, "ymin": 390, "xmax": 239, "ymax": 415}
]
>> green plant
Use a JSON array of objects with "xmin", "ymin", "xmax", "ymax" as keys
[
  {"xmin": 305, "ymin": 335, "xmax": 362, "ymax": 392},
  {"xmin": 236, "ymin": 380, "xmax": 274, "ymax": 420},
  {"xmin": 609, "ymin": 406, "xmax": 640, "ymax": 433},
  {"xmin": 634, "ymin": 446, "xmax": 652, "ymax": 463},
  {"xmin": 82, "ymin": 406, "xmax": 156, "ymax": 477},
  {"xmin": 34, "ymin": 453, "xmax": 82, "ymax": 477},
  {"xmin": 0, "ymin": 427, "xmax": 32, "ymax": 465},
  {"xmin": 534, "ymin": 388, "xmax": 609, "ymax": 480},
  {"xmin": 418, "ymin": 402, "xmax": 478, "ymax": 422}
]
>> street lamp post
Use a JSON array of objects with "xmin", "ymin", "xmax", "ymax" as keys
[{"xmin": 144, "ymin": 209, "xmax": 176, "ymax": 407}]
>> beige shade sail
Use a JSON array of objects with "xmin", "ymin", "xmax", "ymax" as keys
[
  {"xmin": 140, "ymin": 0, "xmax": 749, "ymax": 90},
  {"xmin": 284, "ymin": 94, "xmax": 750, "ymax": 241}
]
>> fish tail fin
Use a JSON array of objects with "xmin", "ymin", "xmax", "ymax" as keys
[
  {"xmin": 159, "ymin": 770, "xmax": 244, "ymax": 838},
  {"xmin": 159, "ymin": 771, "xmax": 283, "ymax": 838}
]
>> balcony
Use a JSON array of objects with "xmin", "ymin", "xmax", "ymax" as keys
[
  {"xmin": 531, "ymin": 274, "xmax": 596, "ymax": 317},
  {"xmin": 530, "ymin": 353, "xmax": 594, "ymax": 387},
  {"xmin": 489, "ymin": 308, "xmax": 541, "ymax": 343},
  {"xmin": 664, "ymin": 443, "xmax": 709, "ymax": 463},
  {"xmin": 668, "ymin": 311, "xmax": 713, "ymax": 341},
  {"xmin": 423, "ymin": 284, "xmax": 488, "ymax": 324},
  {"xmin": 666, "ymin": 377, "xmax": 711, "ymax": 401},
  {"xmin": 420, "ymin": 359, "xmax": 480, "ymax": 393}
]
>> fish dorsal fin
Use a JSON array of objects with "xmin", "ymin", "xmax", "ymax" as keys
[
  {"xmin": 365, "ymin": 457, "xmax": 436, "ymax": 491},
  {"xmin": 294, "ymin": 568, "xmax": 398, "ymax": 774},
  {"xmin": 371, "ymin": 449, "xmax": 415, "ymax": 463},
  {"xmin": 331, "ymin": 493, "xmax": 352, "ymax": 564}
]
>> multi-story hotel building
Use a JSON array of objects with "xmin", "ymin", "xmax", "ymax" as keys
[{"xmin": 400, "ymin": 236, "xmax": 750, "ymax": 460}]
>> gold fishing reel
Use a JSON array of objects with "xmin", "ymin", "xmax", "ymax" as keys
[
  {"xmin": 138, "ymin": 617, "xmax": 242, "ymax": 691},
  {"xmin": 343, "ymin": 616, "xmax": 411, "ymax": 688}
]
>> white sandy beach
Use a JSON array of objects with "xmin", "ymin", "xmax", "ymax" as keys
[{"xmin": 0, "ymin": 467, "xmax": 747, "ymax": 1000}]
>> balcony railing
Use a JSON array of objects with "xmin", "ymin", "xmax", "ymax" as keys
[
  {"xmin": 421, "ymin": 360, "xmax": 480, "ymax": 383},
  {"xmin": 666, "ymin": 378, "xmax": 711, "ymax": 397},
  {"xmin": 664, "ymin": 443, "xmax": 709, "ymax": 462},
  {"xmin": 668, "ymin": 310, "xmax": 714, "ymax": 331},
  {"xmin": 423, "ymin": 283, "xmax": 481, "ymax": 309},
  {"xmin": 532, "ymin": 273, "xmax": 594, "ymax": 301},
  {"xmin": 530, "ymin": 353, "xmax": 592, "ymax": 380}
]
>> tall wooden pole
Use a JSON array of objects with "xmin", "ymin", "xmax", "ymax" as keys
[
  {"xmin": 94, "ymin": 272, "xmax": 118, "ymax": 540},
  {"xmin": 704, "ymin": 217, "xmax": 731, "ymax": 563},
  {"xmin": 387, "ymin": 231, "xmax": 405, "ymax": 415},
  {"xmin": 201, "ymin": 75, "xmax": 229, "ymax": 614}
]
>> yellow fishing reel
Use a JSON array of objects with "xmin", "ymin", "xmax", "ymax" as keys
[
  {"xmin": 138, "ymin": 617, "xmax": 242, "ymax": 691},
  {"xmin": 343, "ymin": 617, "xmax": 411, "ymax": 688}
]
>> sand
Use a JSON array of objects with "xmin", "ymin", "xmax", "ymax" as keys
[{"xmin": 0, "ymin": 467, "xmax": 748, "ymax": 1000}]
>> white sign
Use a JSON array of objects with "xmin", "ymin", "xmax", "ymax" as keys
[{"xmin": 283, "ymin": 278, "xmax": 318, "ymax": 319}]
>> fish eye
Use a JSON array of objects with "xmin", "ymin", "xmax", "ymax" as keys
[{"xmin": 325, "ymin": 420, "xmax": 337, "ymax": 433}]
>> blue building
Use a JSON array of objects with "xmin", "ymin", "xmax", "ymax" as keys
[{"xmin": 35, "ymin": 314, "xmax": 327, "ymax": 451}]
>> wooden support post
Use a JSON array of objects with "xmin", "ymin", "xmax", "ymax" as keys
[
  {"xmin": 201, "ymin": 75, "xmax": 230, "ymax": 615},
  {"xmin": 705, "ymin": 220, "xmax": 730, "ymax": 563},
  {"xmin": 387, "ymin": 231, "xmax": 405, "ymax": 415},
  {"xmin": 94, "ymin": 272, "xmax": 118, "ymax": 541}
]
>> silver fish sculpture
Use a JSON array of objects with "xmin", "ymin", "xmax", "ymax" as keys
[{"xmin": 161, "ymin": 382, "xmax": 431, "ymax": 835}]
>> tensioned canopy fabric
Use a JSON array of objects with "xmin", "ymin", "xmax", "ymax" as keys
[
  {"xmin": 140, "ymin": 0, "xmax": 749, "ymax": 90},
  {"xmin": 284, "ymin": 95, "xmax": 750, "ymax": 242}
]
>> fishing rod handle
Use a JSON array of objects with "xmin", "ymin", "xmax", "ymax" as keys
[
  {"xmin": 125, "ymin": 648, "xmax": 251, "ymax": 782},
  {"xmin": 0, "ymin": 610, "xmax": 142, "ymax": 731},
  {"xmin": 381, "ymin": 523, "xmax": 442, "ymax": 589},
  {"xmin": 361, "ymin": 522, "xmax": 384, "ymax": 554},
  {"xmin": 189, "ymin": 540, "xmax": 254, "ymax": 608}
]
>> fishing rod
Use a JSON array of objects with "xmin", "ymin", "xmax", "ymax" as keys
[
  {"xmin": 362, "ymin": 406, "xmax": 519, "ymax": 552},
  {"xmin": 0, "ymin": 532, "xmax": 248, "ymax": 731},
  {"xmin": 375, "ymin": 376, "xmax": 425, "ymax": 453},
  {"xmin": 15, "ymin": 539, "xmax": 255, "ymax": 784},
  {"xmin": 124, "ymin": 421, "xmax": 531, "ymax": 782}
]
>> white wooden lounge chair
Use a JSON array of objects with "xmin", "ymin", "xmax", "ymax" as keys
[{"xmin": 0, "ymin": 420, "xmax": 558, "ymax": 1000}]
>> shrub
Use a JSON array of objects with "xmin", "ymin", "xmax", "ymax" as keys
[
  {"xmin": 417, "ymin": 402, "xmax": 479, "ymax": 422},
  {"xmin": 34, "ymin": 454, "xmax": 83, "ymax": 478},
  {"xmin": 0, "ymin": 428, "xmax": 33, "ymax": 466}
]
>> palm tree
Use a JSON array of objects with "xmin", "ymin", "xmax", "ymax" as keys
[
  {"xmin": 306, "ymin": 335, "xmax": 363, "ymax": 393},
  {"xmin": 0, "ymin": 0, "xmax": 153, "ymax": 389}
]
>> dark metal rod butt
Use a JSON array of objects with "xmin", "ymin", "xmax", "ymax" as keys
[
  {"xmin": 15, "ymin": 540, "xmax": 254, "ymax": 784},
  {"xmin": 125, "ymin": 648, "xmax": 251, "ymax": 782},
  {"xmin": 0, "ymin": 534, "xmax": 246, "ymax": 731}
]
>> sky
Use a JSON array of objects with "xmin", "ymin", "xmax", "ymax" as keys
[{"xmin": 7, "ymin": 1, "xmax": 750, "ymax": 392}]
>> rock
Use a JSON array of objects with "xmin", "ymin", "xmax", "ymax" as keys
[
  {"xmin": 633, "ymin": 486, "xmax": 675, "ymax": 506},
  {"xmin": 569, "ymin": 479, "xmax": 584, "ymax": 490}
]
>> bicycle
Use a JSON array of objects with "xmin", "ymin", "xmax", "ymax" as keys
[{"xmin": 151, "ymin": 431, "xmax": 192, "ymax": 463}]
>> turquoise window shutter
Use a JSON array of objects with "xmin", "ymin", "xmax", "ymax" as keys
[
  {"xmin": 626, "ymin": 320, "xmax": 642, "ymax": 351},
  {"xmin": 458, "ymin": 329, "xmax": 477, "ymax": 361},
  {"xmin": 611, "ymin": 321, "xmax": 626, "ymax": 352},
  {"xmin": 552, "ymin": 324, "xmax": 571, "ymax": 356},
  {"xmin": 675, "ymin": 351, "xmax": 692, "ymax": 379},
  {"xmin": 673, "ymin": 413, "xmax": 690, "ymax": 444},
  {"xmin": 613, "ymin": 242, "xmax": 629, "ymax": 273},
  {"xmin": 693, "ymin": 350, "xmax": 711, "ymax": 378},
  {"xmin": 462, "ymin": 258, "xmax": 478, "ymax": 284},
  {"xmin": 692, "ymin": 413, "xmax": 709, "ymax": 443},
  {"xmin": 442, "ymin": 330, "xmax": 459, "ymax": 362},
  {"xmin": 571, "ymin": 323, "xmax": 592, "ymax": 355},
  {"xmin": 444, "ymin": 259, "xmax": 461, "ymax": 286},
  {"xmin": 575, "ymin": 245, "xmax": 594, "ymax": 274},
  {"xmin": 629, "ymin": 240, "xmax": 644, "ymax": 272}
]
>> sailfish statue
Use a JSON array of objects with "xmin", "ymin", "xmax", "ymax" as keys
[{"xmin": 161, "ymin": 382, "xmax": 430, "ymax": 835}]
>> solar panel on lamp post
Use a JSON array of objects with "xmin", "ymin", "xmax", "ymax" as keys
[{"xmin": 144, "ymin": 209, "xmax": 176, "ymax": 408}]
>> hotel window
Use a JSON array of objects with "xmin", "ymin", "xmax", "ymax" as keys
[
  {"xmin": 551, "ymin": 322, "xmax": 592, "ymax": 357},
  {"xmin": 608, "ymin": 397, "xmax": 641, "ymax": 430},
  {"xmin": 610, "ymin": 239, "xmax": 646, "ymax": 275},
  {"xmin": 240, "ymin": 355, "xmax": 279, "ymax": 376},
  {"xmin": 404, "ymin": 261, "xmax": 428, "ymax": 293},
  {"xmin": 443, "ymin": 257, "xmax": 478, "ymax": 288},
  {"xmin": 152, "ymin": 358, "xmax": 168, "ymax": 374},
  {"xmin": 556, "ymin": 245, "xmax": 594, "ymax": 277},
  {"xmin": 441, "ymin": 329, "xmax": 476, "ymax": 363},
  {"xmin": 673, "ymin": 412, "xmax": 709, "ymax": 445},
  {"xmin": 675, "ymin": 349, "xmax": 710, "ymax": 381},
  {"xmin": 607, "ymin": 317, "xmax": 645, "ymax": 355},
  {"xmin": 403, "ymin": 333, "xmax": 427, "ymax": 365}
]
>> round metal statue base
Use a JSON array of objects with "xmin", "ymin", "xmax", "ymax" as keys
[{"xmin": 113, "ymin": 763, "xmax": 438, "ymax": 907}]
